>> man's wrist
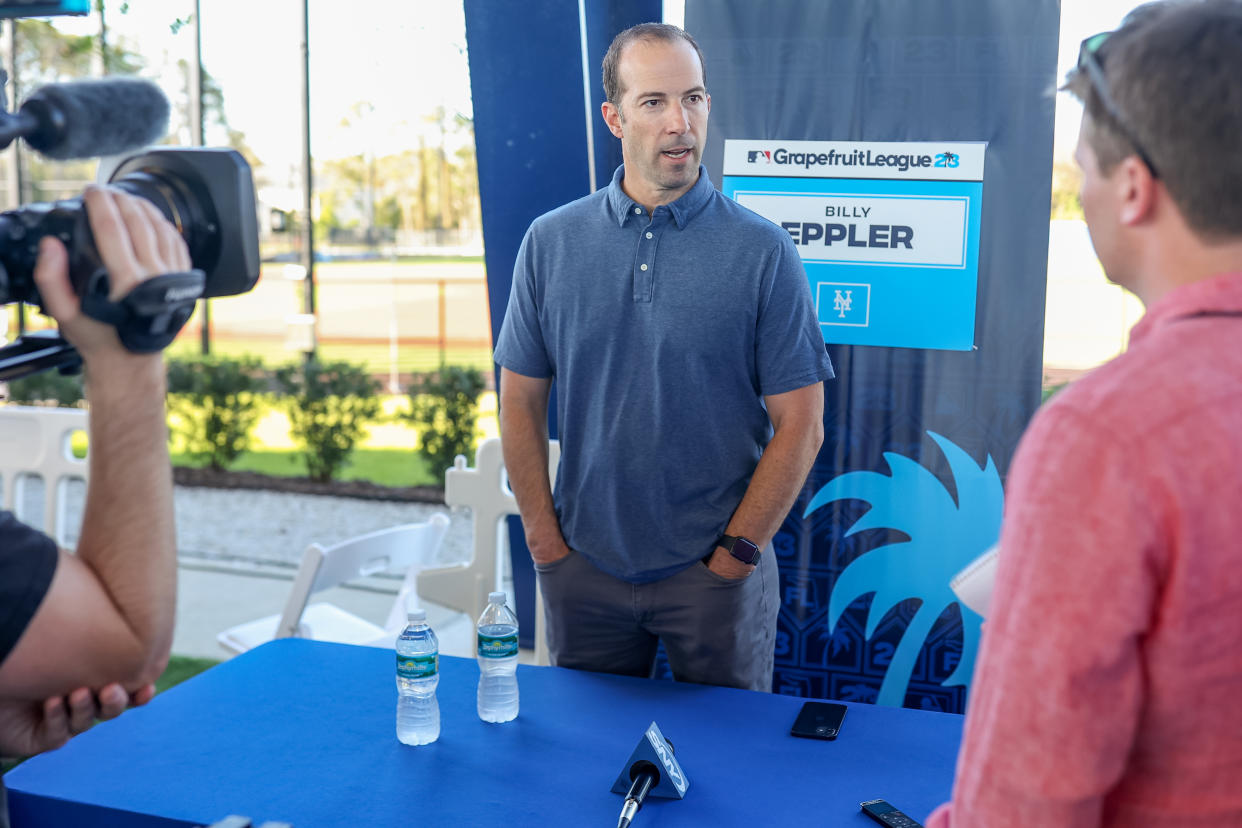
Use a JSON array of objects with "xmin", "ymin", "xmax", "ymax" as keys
[
  {"xmin": 525, "ymin": 522, "xmax": 569, "ymax": 561},
  {"xmin": 84, "ymin": 355, "xmax": 166, "ymax": 400},
  {"xmin": 709, "ymin": 546, "xmax": 756, "ymax": 577},
  {"xmin": 717, "ymin": 533, "xmax": 762, "ymax": 565}
]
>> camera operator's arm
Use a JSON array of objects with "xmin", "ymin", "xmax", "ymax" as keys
[{"xmin": 0, "ymin": 186, "xmax": 184, "ymax": 699}]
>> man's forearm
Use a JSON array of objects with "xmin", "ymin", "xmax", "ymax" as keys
[
  {"xmin": 76, "ymin": 355, "xmax": 176, "ymax": 683},
  {"xmin": 723, "ymin": 416, "xmax": 823, "ymax": 548},
  {"xmin": 0, "ymin": 187, "xmax": 188, "ymax": 699},
  {"xmin": 498, "ymin": 375, "xmax": 567, "ymax": 560}
]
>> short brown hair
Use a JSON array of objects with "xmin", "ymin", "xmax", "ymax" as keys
[
  {"xmin": 601, "ymin": 23, "xmax": 706, "ymax": 107},
  {"xmin": 1063, "ymin": 0, "xmax": 1242, "ymax": 238}
]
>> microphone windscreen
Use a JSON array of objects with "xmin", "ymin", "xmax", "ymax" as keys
[{"xmin": 22, "ymin": 77, "xmax": 170, "ymax": 160}]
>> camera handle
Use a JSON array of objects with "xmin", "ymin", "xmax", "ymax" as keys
[{"xmin": 79, "ymin": 268, "xmax": 206, "ymax": 353}]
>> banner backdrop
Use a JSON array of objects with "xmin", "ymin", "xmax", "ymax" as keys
[
  {"xmin": 722, "ymin": 139, "xmax": 988, "ymax": 350},
  {"xmin": 688, "ymin": 1, "xmax": 1060, "ymax": 710}
]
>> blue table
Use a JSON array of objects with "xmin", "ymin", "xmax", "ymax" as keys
[{"xmin": 5, "ymin": 639, "xmax": 961, "ymax": 827}]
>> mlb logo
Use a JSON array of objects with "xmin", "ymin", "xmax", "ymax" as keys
[
  {"xmin": 747, "ymin": 150, "xmax": 771, "ymax": 163},
  {"xmin": 817, "ymin": 282, "xmax": 870, "ymax": 327}
]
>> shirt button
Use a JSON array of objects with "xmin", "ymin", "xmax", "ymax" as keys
[
  {"xmin": 640, "ymin": 264, "xmax": 648, "ymax": 271},
  {"xmin": 645, "ymin": 232, "xmax": 653, "ymax": 239},
  {"xmin": 634, "ymin": 207, "xmax": 642, "ymax": 214}
]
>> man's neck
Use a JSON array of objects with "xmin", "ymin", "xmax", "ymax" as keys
[{"xmin": 1133, "ymin": 232, "xmax": 1242, "ymax": 307}]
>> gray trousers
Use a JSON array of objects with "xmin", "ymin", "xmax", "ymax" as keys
[{"xmin": 535, "ymin": 547, "xmax": 780, "ymax": 692}]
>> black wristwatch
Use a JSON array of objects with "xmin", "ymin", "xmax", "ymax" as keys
[{"xmin": 717, "ymin": 534, "xmax": 761, "ymax": 565}]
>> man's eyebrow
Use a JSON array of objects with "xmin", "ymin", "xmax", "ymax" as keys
[{"xmin": 634, "ymin": 86, "xmax": 707, "ymax": 99}]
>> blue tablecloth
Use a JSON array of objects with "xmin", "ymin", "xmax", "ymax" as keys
[{"xmin": 5, "ymin": 639, "xmax": 962, "ymax": 827}]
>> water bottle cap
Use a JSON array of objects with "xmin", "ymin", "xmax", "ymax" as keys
[
  {"xmin": 488, "ymin": 591, "xmax": 506, "ymax": 604},
  {"xmin": 407, "ymin": 609, "xmax": 427, "ymax": 624}
]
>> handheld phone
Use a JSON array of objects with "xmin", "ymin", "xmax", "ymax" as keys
[
  {"xmin": 860, "ymin": 798, "xmax": 924, "ymax": 828},
  {"xmin": 789, "ymin": 700, "xmax": 847, "ymax": 740}
]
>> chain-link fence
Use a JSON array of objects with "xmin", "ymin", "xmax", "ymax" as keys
[{"xmin": 171, "ymin": 258, "xmax": 494, "ymax": 391}]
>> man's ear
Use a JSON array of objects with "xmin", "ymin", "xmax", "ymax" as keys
[
  {"xmin": 1117, "ymin": 156, "xmax": 1157, "ymax": 226},
  {"xmin": 602, "ymin": 101, "xmax": 624, "ymax": 139}
]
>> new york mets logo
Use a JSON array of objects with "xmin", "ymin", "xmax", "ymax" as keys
[{"xmin": 833, "ymin": 289, "xmax": 853, "ymax": 318}]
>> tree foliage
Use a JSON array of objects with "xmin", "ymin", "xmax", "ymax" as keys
[
  {"xmin": 404, "ymin": 365, "xmax": 486, "ymax": 486},
  {"xmin": 166, "ymin": 355, "xmax": 268, "ymax": 471},
  {"xmin": 3, "ymin": 369, "xmax": 84, "ymax": 407},
  {"xmin": 314, "ymin": 104, "xmax": 480, "ymax": 239},
  {"xmin": 2, "ymin": 17, "xmax": 145, "ymax": 203},
  {"xmin": 272, "ymin": 359, "xmax": 381, "ymax": 483},
  {"xmin": 1050, "ymin": 159, "xmax": 1084, "ymax": 221}
]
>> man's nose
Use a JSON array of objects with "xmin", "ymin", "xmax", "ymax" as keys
[{"xmin": 665, "ymin": 102, "xmax": 691, "ymax": 133}]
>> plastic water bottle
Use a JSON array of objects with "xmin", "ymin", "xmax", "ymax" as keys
[
  {"xmin": 396, "ymin": 609, "xmax": 440, "ymax": 745},
  {"xmin": 476, "ymin": 591, "xmax": 519, "ymax": 723}
]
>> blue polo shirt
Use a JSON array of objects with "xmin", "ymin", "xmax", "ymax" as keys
[{"xmin": 495, "ymin": 165, "xmax": 834, "ymax": 583}]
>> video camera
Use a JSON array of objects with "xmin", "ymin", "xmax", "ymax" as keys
[{"xmin": 0, "ymin": 59, "xmax": 261, "ymax": 380}]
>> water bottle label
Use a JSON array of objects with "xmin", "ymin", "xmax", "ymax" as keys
[
  {"xmin": 397, "ymin": 653, "xmax": 437, "ymax": 678},
  {"xmin": 478, "ymin": 631, "xmax": 519, "ymax": 658}
]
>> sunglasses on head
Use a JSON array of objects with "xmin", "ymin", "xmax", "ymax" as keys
[{"xmin": 1077, "ymin": 31, "xmax": 1161, "ymax": 178}]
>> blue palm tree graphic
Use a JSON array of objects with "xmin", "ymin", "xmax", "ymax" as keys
[{"xmin": 804, "ymin": 431, "xmax": 1003, "ymax": 707}]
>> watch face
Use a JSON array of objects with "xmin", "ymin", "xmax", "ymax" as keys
[{"xmin": 729, "ymin": 536, "xmax": 760, "ymax": 564}]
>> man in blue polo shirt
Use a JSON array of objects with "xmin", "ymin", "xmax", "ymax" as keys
[{"xmin": 495, "ymin": 23, "xmax": 833, "ymax": 691}]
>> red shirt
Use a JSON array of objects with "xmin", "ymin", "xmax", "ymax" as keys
[{"xmin": 928, "ymin": 272, "xmax": 1242, "ymax": 827}]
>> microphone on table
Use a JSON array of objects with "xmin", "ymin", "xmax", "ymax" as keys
[
  {"xmin": 618, "ymin": 760, "xmax": 659, "ymax": 828},
  {"xmin": 611, "ymin": 722, "xmax": 689, "ymax": 828},
  {"xmin": 0, "ymin": 76, "xmax": 170, "ymax": 160}
]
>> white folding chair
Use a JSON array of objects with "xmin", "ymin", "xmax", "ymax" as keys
[
  {"xmin": 0, "ymin": 405, "xmax": 88, "ymax": 548},
  {"xmin": 216, "ymin": 513, "xmax": 451, "ymax": 655},
  {"xmin": 418, "ymin": 437, "xmax": 559, "ymax": 665}
]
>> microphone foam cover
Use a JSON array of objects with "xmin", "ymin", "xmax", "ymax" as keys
[{"xmin": 24, "ymin": 77, "xmax": 170, "ymax": 160}]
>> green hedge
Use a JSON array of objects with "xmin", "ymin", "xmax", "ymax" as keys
[
  {"xmin": 272, "ymin": 359, "xmax": 382, "ymax": 483},
  {"xmin": 166, "ymin": 356, "xmax": 268, "ymax": 471},
  {"xmin": 404, "ymin": 365, "xmax": 486, "ymax": 486}
]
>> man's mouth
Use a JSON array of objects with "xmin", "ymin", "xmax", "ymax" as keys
[{"xmin": 662, "ymin": 148, "xmax": 692, "ymax": 159}]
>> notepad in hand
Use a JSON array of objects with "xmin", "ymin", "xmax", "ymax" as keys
[{"xmin": 950, "ymin": 544, "xmax": 999, "ymax": 617}]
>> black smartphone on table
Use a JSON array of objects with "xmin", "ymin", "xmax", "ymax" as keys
[
  {"xmin": 860, "ymin": 798, "xmax": 924, "ymax": 827},
  {"xmin": 790, "ymin": 700, "xmax": 847, "ymax": 740}
]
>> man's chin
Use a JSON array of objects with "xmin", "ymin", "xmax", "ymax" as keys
[
  {"xmin": 665, "ymin": 154, "xmax": 699, "ymax": 171},
  {"xmin": 657, "ymin": 162, "xmax": 699, "ymax": 188}
]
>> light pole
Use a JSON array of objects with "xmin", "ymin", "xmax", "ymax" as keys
[
  {"xmin": 299, "ymin": 0, "xmax": 316, "ymax": 362},
  {"xmin": 5, "ymin": 20, "xmax": 23, "ymax": 334},
  {"xmin": 191, "ymin": 0, "xmax": 210, "ymax": 354}
]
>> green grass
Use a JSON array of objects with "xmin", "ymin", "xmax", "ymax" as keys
[
  {"xmin": 172, "ymin": 447, "xmax": 436, "ymax": 487},
  {"xmin": 164, "ymin": 392, "xmax": 499, "ymax": 487},
  {"xmin": 157, "ymin": 655, "xmax": 220, "ymax": 694},
  {"xmin": 1042, "ymin": 382, "xmax": 1067, "ymax": 403}
]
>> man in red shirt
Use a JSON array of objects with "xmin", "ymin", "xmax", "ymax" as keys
[{"xmin": 929, "ymin": 2, "xmax": 1242, "ymax": 825}]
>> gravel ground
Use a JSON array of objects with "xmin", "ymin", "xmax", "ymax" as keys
[
  {"xmin": 12, "ymin": 480, "xmax": 473, "ymax": 570},
  {"xmin": 173, "ymin": 485, "xmax": 473, "ymax": 569}
]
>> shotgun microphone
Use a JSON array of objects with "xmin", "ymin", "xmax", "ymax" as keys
[{"xmin": 0, "ymin": 76, "xmax": 169, "ymax": 159}]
